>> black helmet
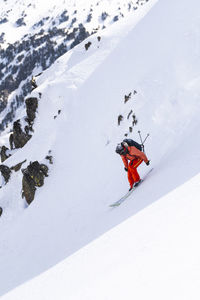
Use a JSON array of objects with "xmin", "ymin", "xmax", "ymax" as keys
[{"xmin": 115, "ymin": 142, "xmax": 128, "ymax": 155}]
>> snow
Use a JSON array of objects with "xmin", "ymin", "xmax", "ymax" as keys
[
  {"xmin": 2, "ymin": 173, "xmax": 200, "ymax": 300},
  {"xmin": 0, "ymin": 0, "xmax": 200, "ymax": 299},
  {"xmin": 0, "ymin": 0, "xmax": 149, "ymax": 46}
]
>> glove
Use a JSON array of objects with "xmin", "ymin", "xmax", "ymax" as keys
[
  {"xmin": 146, "ymin": 160, "xmax": 150, "ymax": 166},
  {"xmin": 124, "ymin": 167, "xmax": 128, "ymax": 172}
]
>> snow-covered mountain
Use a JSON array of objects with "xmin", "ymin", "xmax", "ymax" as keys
[
  {"xmin": 0, "ymin": 0, "xmax": 200, "ymax": 298},
  {"xmin": 0, "ymin": 0, "xmax": 149, "ymax": 131}
]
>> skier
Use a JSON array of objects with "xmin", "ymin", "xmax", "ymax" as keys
[{"xmin": 116, "ymin": 141, "xmax": 150, "ymax": 191}]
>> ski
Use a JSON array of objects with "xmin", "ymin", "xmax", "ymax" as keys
[{"xmin": 109, "ymin": 168, "xmax": 153, "ymax": 208}]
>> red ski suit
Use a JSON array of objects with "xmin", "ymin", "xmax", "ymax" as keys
[{"xmin": 120, "ymin": 146, "xmax": 148, "ymax": 188}]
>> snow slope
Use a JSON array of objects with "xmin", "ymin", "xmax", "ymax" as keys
[
  {"xmin": 0, "ymin": 0, "xmax": 149, "ymax": 132},
  {"xmin": 2, "ymin": 173, "xmax": 200, "ymax": 300},
  {"xmin": 0, "ymin": 0, "xmax": 148, "ymax": 46},
  {"xmin": 1, "ymin": 0, "xmax": 200, "ymax": 298}
]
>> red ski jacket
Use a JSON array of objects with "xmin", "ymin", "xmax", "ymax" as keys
[{"xmin": 121, "ymin": 146, "xmax": 148, "ymax": 169}]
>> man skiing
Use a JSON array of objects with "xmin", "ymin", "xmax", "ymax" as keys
[{"xmin": 116, "ymin": 140, "xmax": 150, "ymax": 191}]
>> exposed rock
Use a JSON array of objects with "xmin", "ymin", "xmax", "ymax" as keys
[
  {"xmin": 86, "ymin": 13, "xmax": 92, "ymax": 22},
  {"xmin": 22, "ymin": 172, "xmax": 36, "ymax": 205},
  {"xmin": 11, "ymin": 119, "xmax": 32, "ymax": 149},
  {"xmin": 118, "ymin": 114, "xmax": 123, "ymax": 126},
  {"xmin": 9, "ymin": 133, "xmax": 14, "ymax": 150},
  {"xmin": 16, "ymin": 17, "xmax": 26, "ymax": 27},
  {"xmin": 59, "ymin": 10, "xmax": 69, "ymax": 24},
  {"xmin": 127, "ymin": 110, "xmax": 133, "ymax": 119},
  {"xmin": 45, "ymin": 150, "xmax": 53, "ymax": 165},
  {"xmin": 132, "ymin": 114, "xmax": 138, "ymax": 126},
  {"xmin": 8, "ymin": 97, "xmax": 38, "ymax": 150},
  {"xmin": 85, "ymin": 41, "xmax": 92, "ymax": 50},
  {"xmin": 0, "ymin": 0, "xmax": 149, "ymax": 133},
  {"xmin": 31, "ymin": 76, "xmax": 37, "ymax": 90},
  {"xmin": 0, "ymin": 165, "xmax": 12, "ymax": 184},
  {"xmin": 54, "ymin": 109, "xmax": 61, "ymax": 119},
  {"xmin": 0, "ymin": 207, "xmax": 2, "ymax": 217},
  {"xmin": 25, "ymin": 97, "xmax": 38, "ymax": 124},
  {"xmin": 45, "ymin": 155, "xmax": 53, "ymax": 164},
  {"xmin": 22, "ymin": 161, "xmax": 48, "ymax": 204},
  {"xmin": 113, "ymin": 15, "xmax": 119, "ymax": 22},
  {"xmin": 0, "ymin": 18, "xmax": 8, "ymax": 24},
  {"xmin": 0, "ymin": 33, "xmax": 5, "ymax": 43},
  {"xmin": 124, "ymin": 92, "xmax": 132, "ymax": 103},
  {"xmin": 0, "ymin": 146, "xmax": 11, "ymax": 162},
  {"xmin": 101, "ymin": 12, "xmax": 109, "ymax": 21},
  {"xmin": 11, "ymin": 159, "xmax": 27, "ymax": 172}
]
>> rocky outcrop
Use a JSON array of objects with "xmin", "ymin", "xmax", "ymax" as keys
[
  {"xmin": 0, "ymin": 165, "xmax": 12, "ymax": 184},
  {"xmin": 11, "ymin": 160, "xmax": 27, "ymax": 172},
  {"xmin": 85, "ymin": 41, "xmax": 92, "ymax": 50},
  {"xmin": 9, "ymin": 97, "xmax": 38, "ymax": 150},
  {"xmin": 9, "ymin": 120, "xmax": 31, "ymax": 149},
  {"xmin": 22, "ymin": 161, "xmax": 48, "ymax": 204},
  {"xmin": 25, "ymin": 97, "xmax": 38, "ymax": 124},
  {"xmin": 0, "ymin": 146, "xmax": 11, "ymax": 163}
]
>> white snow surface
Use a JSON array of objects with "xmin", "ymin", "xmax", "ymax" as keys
[
  {"xmin": 0, "ymin": 0, "xmax": 148, "ymax": 46},
  {"xmin": 1, "ymin": 0, "xmax": 200, "ymax": 298}
]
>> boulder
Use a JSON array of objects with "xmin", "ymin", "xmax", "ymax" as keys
[
  {"xmin": 11, "ymin": 119, "xmax": 31, "ymax": 149},
  {"xmin": 25, "ymin": 97, "xmax": 38, "ymax": 124},
  {"xmin": 22, "ymin": 161, "xmax": 48, "ymax": 204},
  {"xmin": 0, "ymin": 165, "xmax": 11, "ymax": 184},
  {"xmin": 0, "ymin": 145, "xmax": 11, "ymax": 162}
]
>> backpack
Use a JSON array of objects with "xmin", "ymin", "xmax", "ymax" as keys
[{"xmin": 123, "ymin": 138, "xmax": 143, "ymax": 152}]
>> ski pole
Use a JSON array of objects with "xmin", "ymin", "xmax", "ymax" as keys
[
  {"xmin": 138, "ymin": 130, "xmax": 144, "ymax": 152},
  {"xmin": 142, "ymin": 133, "xmax": 150, "ymax": 145},
  {"xmin": 138, "ymin": 131, "xmax": 150, "ymax": 152}
]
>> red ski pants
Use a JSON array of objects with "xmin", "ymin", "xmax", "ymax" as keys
[{"xmin": 127, "ymin": 158, "xmax": 143, "ymax": 188}]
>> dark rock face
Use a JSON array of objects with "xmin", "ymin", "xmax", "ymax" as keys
[
  {"xmin": 0, "ymin": 146, "xmax": 11, "ymax": 163},
  {"xmin": 22, "ymin": 161, "xmax": 48, "ymax": 204},
  {"xmin": 22, "ymin": 172, "xmax": 36, "ymax": 205},
  {"xmin": 31, "ymin": 77, "xmax": 37, "ymax": 90},
  {"xmin": 101, "ymin": 12, "xmax": 109, "ymax": 21},
  {"xmin": 9, "ymin": 97, "xmax": 38, "ymax": 150},
  {"xmin": 85, "ymin": 41, "xmax": 92, "ymax": 50},
  {"xmin": 118, "ymin": 114, "xmax": 124, "ymax": 126},
  {"xmin": 0, "ymin": 207, "xmax": 2, "ymax": 217},
  {"xmin": 16, "ymin": 17, "xmax": 26, "ymax": 27},
  {"xmin": 10, "ymin": 120, "xmax": 31, "ymax": 149},
  {"xmin": 0, "ymin": 165, "xmax": 12, "ymax": 184},
  {"xmin": 113, "ymin": 15, "xmax": 119, "ymax": 22},
  {"xmin": 25, "ymin": 97, "xmax": 38, "ymax": 124},
  {"xmin": 11, "ymin": 160, "xmax": 27, "ymax": 172},
  {"xmin": 0, "ymin": 18, "xmax": 8, "ymax": 25}
]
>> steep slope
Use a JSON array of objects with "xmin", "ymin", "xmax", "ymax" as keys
[
  {"xmin": 0, "ymin": 0, "xmax": 200, "ymax": 297},
  {"xmin": 0, "ymin": 0, "xmax": 149, "ymax": 130},
  {"xmin": 2, "ymin": 173, "xmax": 200, "ymax": 300}
]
